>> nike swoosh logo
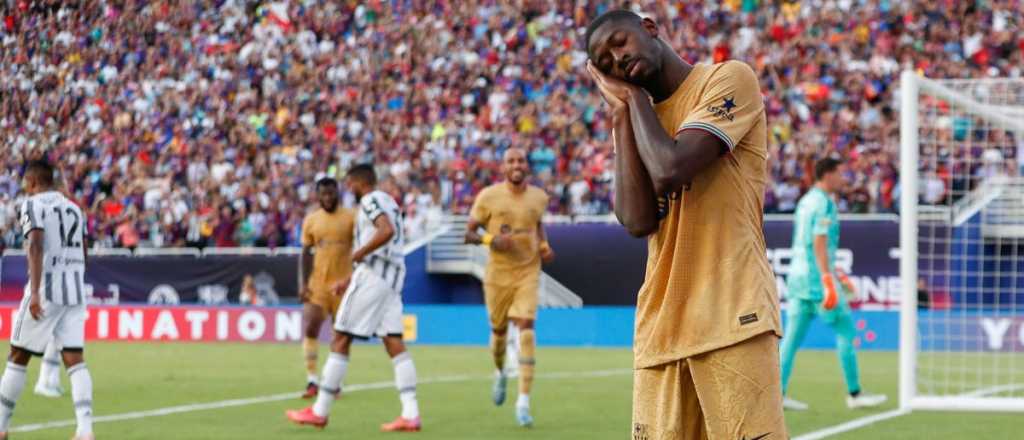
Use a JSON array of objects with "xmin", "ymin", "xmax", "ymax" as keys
[{"xmin": 744, "ymin": 433, "xmax": 771, "ymax": 440}]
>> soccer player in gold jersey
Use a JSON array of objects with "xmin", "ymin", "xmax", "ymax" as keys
[
  {"xmin": 298, "ymin": 178, "xmax": 356, "ymax": 398},
  {"xmin": 465, "ymin": 147, "xmax": 554, "ymax": 427},
  {"xmin": 586, "ymin": 10, "xmax": 786, "ymax": 440}
]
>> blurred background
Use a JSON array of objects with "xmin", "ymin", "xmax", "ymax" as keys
[
  {"xmin": 1, "ymin": 1, "xmax": 1023, "ymax": 439},
  {"xmin": 3, "ymin": 1, "xmax": 1020, "ymax": 250}
]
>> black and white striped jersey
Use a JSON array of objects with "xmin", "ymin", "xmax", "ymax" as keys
[
  {"xmin": 19, "ymin": 191, "xmax": 87, "ymax": 305},
  {"xmin": 355, "ymin": 190, "xmax": 405, "ymax": 291}
]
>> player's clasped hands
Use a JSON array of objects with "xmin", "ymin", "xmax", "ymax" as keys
[
  {"xmin": 586, "ymin": 61, "xmax": 641, "ymax": 109},
  {"xmin": 586, "ymin": 61, "xmax": 626, "ymax": 110}
]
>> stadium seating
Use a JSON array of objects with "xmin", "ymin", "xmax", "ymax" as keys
[{"xmin": 1, "ymin": 1, "xmax": 1021, "ymax": 249}]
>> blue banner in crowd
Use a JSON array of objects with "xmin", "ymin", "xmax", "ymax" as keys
[
  {"xmin": 0, "ymin": 254, "xmax": 297, "ymax": 304},
  {"xmin": 542, "ymin": 218, "xmax": 902, "ymax": 308},
  {"xmin": 398, "ymin": 305, "xmax": 902, "ymax": 351},
  {"xmin": 1, "ymin": 218, "xmax": 904, "ymax": 308}
]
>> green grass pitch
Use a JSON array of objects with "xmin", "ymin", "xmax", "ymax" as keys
[{"xmin": 2, "ymin": 342, "xmax": 1020, "ymax": 439}]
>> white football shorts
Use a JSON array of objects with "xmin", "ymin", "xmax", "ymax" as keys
[
  {"xmin": 333, "ymin": 265, "xmax": 404, "ymax": 339},
  {"xmin": 10, "ymin": 286, "xmax": 86, "ymax": 354}
]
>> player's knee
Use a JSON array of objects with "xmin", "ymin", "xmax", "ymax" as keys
[
  {"xmin": 304, "ymin": 320, "xmax": 322, "ymax": 338},
  {"xmin": 383, "ymin": 336, "xmax": 406, "ymax": 357},
  {"xmin": 60, "ymin": 348, "xmax": 84, "ymax": 368},
  {"xmin": 491, "ymin": 327, "xmax": 508, "ymax": 336},
  {"xmin": 513, "ymin": 319, "xmax": 535, "ymax": 330},
  {"xmin": 330, "ymin": 333, "xmax": 352, "ymax": 354},
  {"xmin": 7, "ymin": 347, "xmax": 30, "ymax": 365}
]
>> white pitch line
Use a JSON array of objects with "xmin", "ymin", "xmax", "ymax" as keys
[
  {"xmin": 10, "ymin": 368, "xmax": 631, "ymax": 433},
  {"xmin": 792, "ymin": 408, "xmax": 911, "ymax": 440},
  {"xmin": 793, "ymin": 382, "xmax": 1024, "ymax": 440}
]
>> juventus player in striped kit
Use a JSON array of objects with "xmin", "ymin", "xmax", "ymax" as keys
[
  {"xmin": 287, "ymin": 164, "xmax": 421, "ymax": 432},
  {"xmin": 1, "ymin": 161, "xmax": 94, "ymax": 440}
]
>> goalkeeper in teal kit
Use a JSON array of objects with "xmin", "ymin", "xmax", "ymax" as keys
[{"xmin": 780, "ymin": 158, "xmax": 887, "ymax": 411}]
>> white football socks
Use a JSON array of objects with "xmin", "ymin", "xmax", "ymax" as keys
[
  {"xmin": 0, "ymin": 362, "xmax": 27, "ymax": 431},
  {"xmin": 392, "ymin": 352, "xmax": 419, "ymax": 420},
  {"xmin": 68, "ymin": 363, "xmax": 93, "ymax": 436},
  {"xmin": 39, "ymin": 342, "xmax": 61, "ymax": 389},
  {"xmin": 516, "ymin": 393, "xmax": 530, "ymax": 409},
  {"xmin": 313, "ymin": 353, "xmax": 348, "ymax": 417}
]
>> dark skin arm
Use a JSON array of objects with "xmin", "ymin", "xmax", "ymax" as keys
[
  {"xmin": 27, "ymin": 229, "xmax": 44, "ymax": 320},
  {"xmin": 537, "ymin": 220, "xmax": 555, "ymax": 263},
  {"xmin": 626, "ymin": 90, "xmax": 726, "ymax": 196},
  {"xmin": 587, "ymin": 62, "xmax": 659, "ymax": 237},
  {"xmin": 590, "ymin": 63, "xmax": 726, "ymax": 196},
  {"xmin": 464, "ymin": 217, "xmax": 486, "ymax": 244},
  {"xmin": 352, "ymin": 215, "xmax": 395, "ymax": 263},
  {"xmin": 465, "ymin": 217, "xmax": 513, "ymax": 252},
  {"xmin": 299, "ymin": 245, "xmax": 313, "ymax": 302},
  {"xmin": 611, "ymin": 108, "xmax": 659, "ymax": 237},
  {"xmin": 334, "ymin": 215, "xmax": 394, "ymax": 295}
]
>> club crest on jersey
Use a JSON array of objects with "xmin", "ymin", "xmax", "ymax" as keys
[
  {"xmin": 632, "ymin": 423, "xmax": 650, "ymax": 440},
  {"xmin": 707, "ymin": 96, "xmax": 737, "ymax": 121}
]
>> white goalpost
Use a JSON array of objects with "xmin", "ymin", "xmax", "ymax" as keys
[{"xmin": 900, "ymin": 71, "xmax": 1024, "ymax": 412}]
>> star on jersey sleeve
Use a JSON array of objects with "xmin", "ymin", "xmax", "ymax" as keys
[{"xmin": 676, "ymin": 61, "xmax": 764, "ymax": 152}]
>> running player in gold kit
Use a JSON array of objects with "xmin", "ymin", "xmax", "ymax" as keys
[{"xmin": 465, "ymin": 147, "xmax": 554, "ymax": 427}]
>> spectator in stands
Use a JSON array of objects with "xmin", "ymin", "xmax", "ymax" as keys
[
  {"xmin": 212, "ymin": 206, "xmax": 239, "ymax": 248},
  {"xmin": 0, "ymin": 1, "xmax": 1021, "ymax": 248},
  {"xmin": 916, "ymin": 278, "xmax": 931, "ymax": 310},
  {"xmin": 239, "ymin": 274, "xmax": 264, "ymax": 306},
  {"xmin": 923, "ymin": 170, "xmax": 947, "ymax": 205},
  {"xmin": 775, "ymin": 178, "xmax": 802, "ymax": 214},
  {"xmin": 529, "ymin": 145, "xmax": 557, "ymax": 181},
  {"xmin": 114, "ymin": 211, "xmax": 141, "ymax": 251}
]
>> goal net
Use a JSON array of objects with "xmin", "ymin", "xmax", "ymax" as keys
[{"xmin": 900, "ymin": 71, "xmax": 1024, "ymax": 412}]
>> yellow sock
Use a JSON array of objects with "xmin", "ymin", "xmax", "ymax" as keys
[
  {"xmin": 490, "ymin": 332, "xmax": 507, "ymax": 372},
  {"xmin": 303, "ymin": 337, "xmax": 319, "ymax": 381},
  {"xmin": 518, "ymin": 329, "xmax": 536, "ymax": 396}
]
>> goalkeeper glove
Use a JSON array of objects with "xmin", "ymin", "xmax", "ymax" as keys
[{"xmin": 821, "ymin": 273, "xmax": 839, "ymax": 310}]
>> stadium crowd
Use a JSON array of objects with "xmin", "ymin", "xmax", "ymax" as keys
[{"xmin": 1, "ymin": 0, "xmax": 1022, "ymax": 249}]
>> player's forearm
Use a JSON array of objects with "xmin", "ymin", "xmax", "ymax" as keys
[
  {"xmin": 536, "ymin": 222, "xmax": 548, "ymax": 244},
  {"xmin": 465, "ymin": 229, "xmax": 484, "ymax": 245},
  {"xmin": 813, "ymin": 236, "xmax": 831, "ymax": 275},
  {"xmin": 626, "ymin": 90, "xmax": 703, "ymax": 195},
  {"xmin": 355, "ymin": 230, "xmax": 394, "ymax": 261},
  {"xmin": 612, "ymin": 109, "xmax": 659, "ymax": 237},
  {"xmin": 28, "ymin": 237, "xmax": 43, "ymax": 298},
  {"xmin": 300, "ymin": 249, "xmax": 313, "ymax": 287}
]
